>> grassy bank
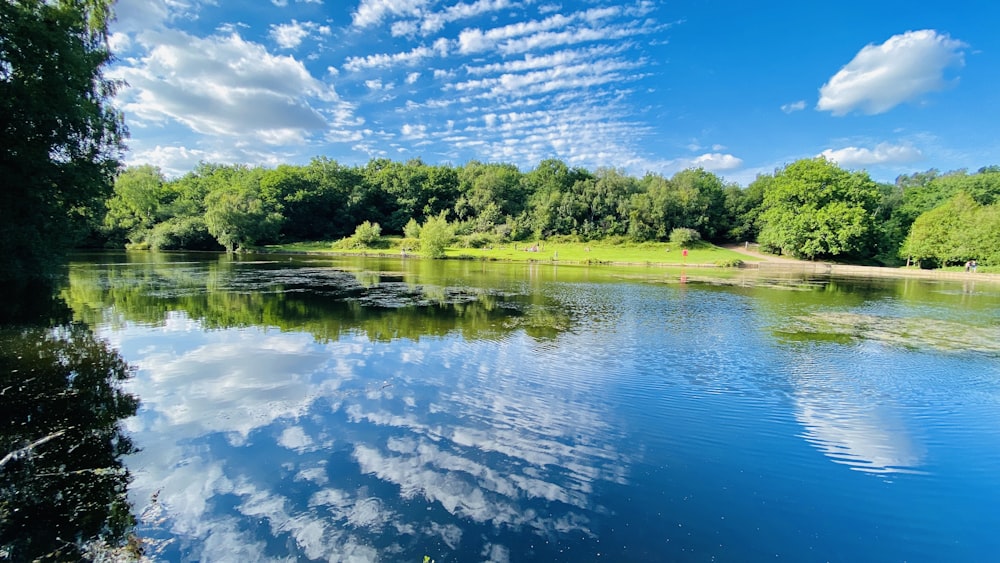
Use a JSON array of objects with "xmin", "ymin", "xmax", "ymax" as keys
[{"xmin": 265, "ymin": 237, "xmax": 755, "ymax": 266}]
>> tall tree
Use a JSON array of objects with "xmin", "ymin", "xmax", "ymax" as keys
[
  {"xmin": 0, "ymin": 0, "xmax": 126, "ymax": 280},
  {"xmin": 901, "ymin": 191, "xmax": 999, "ymax": 267},
  {"xmin": 103, "ymin": 165, "xmax": 166, "ymax": 246},
  {"xmin": 757, "ymin": 158, "xmax": 880, "ymax": 260}
]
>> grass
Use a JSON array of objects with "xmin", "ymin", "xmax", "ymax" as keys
[{"xmin": 263, "ymin": 237, "xmax": 755, "ymax": 267}]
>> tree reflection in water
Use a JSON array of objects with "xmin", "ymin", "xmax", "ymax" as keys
[{"xmin": 0, "ymin": 281, "xmax": 140, "ymax": 561}]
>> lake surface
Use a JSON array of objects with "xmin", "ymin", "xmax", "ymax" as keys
[{"xmin": 8, "ymin": 252, "xmax": 1000, "ymax": 561}]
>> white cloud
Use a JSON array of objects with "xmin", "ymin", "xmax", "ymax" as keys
[
  {"xmin": 454, "ymin": 58, "xmax": 642, "ymax": 98},
  {"xmin": 418, "ymin": 0, "xmax": 517, "ymax": 36},
  {"xmin": 689, "ymin": 153, "xmax": 743, "ymax": 171},
  {"xmin": 405, "ymin": 72, "xmax": 421, "ymax": 84},
  {"xmin": 781, "ymin": 100, "xmax": 806, "ymax": 113},
  {"xmin": 124, "ymin": 145, "xmax": 216, "ymax": 178},
  {"xmin": 458, "ymin": 7, "xmax": 653, "ymax": 56},
  {"xmin": 111, "ymin": 30, "xmax": 344, "ymax": 142},
  {"xmin": 269, "ymin": 20, "xmax": 310, "ymax": 49},
  {"xmin": 401, "ymin": 123, "xmax": 428, "ymax": 139},
  {"xmin": 352, "ymin": 0, "xmax": 430, "ymax": 28},
  {"xmin": 344, "ymin": 44, "xmax": 437, "ymax": 71},
  {"xmin": 817, "ymin": 30, "xmax": 967, "ymax": 115},
  {"xmin": 278, "ymin": 426, "xmax": 315, "ymax": 451},
  {"xmin": 108, "ymin": 31, "xmax": 132, "ymax": 53},
  {"xmin": 820, "ymin": 142, "xmax": 923, "ymax": 166}
]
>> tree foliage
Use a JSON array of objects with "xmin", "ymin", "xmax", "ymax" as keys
[
  {"xmin": 902, "ymin": 192, "xmax": 1000, "ymax": 267},
  {"xmin": 419, "ymin": 211, "xmax": 454, "ymax": 258},
  {"xmin": 669, "ymin": 227, "xmax": 701, "ymax": 247},
  {"xmin": 81, "ymin": 153, "xmax": 1000, "ymax": 270},
  {"xmin": 0, "ymin": 0, "xmax": 126, "ymax": 280},
  {"xmin": 1, "ymin": 284, "xmax": 139, "ymax": 561},
  {"xmin": 757, "ymin": 158, "xmax": 880, "ymax": 260},
  {"xmin": 204, "ymin": 187, "xmax": 283, "ymax": 253}
]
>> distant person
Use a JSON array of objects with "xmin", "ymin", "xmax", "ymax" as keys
[
  {"xmin": 971, "ymin": 260, "xmax": 978, "ymax": 273},
  {"xmin": 965, "ymin": 260, "xmax": 971, "ymax": 272}
]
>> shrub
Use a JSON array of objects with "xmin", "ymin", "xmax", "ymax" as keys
[
  {"xmin": 460, "ymin": 232, "xmax": 499, "ymax": 248},
  {"xmin": 335, "ymin": 221, "xmax": 388, "ymax": 249},
  {"xmin": 146, "ymin": 217, "xmax": 219, "ymax": 251},
  {"xmin": 403, "ymin": 218, "xmax": 421, "ymax": 239},
  {"xmin": 420, "ymin": 211, "xmax": 453, "ymax": 258},
  {"xmin": 669, "ymin": 227, "xmax": 701, "ymax": 247},
  {"xmin": 352, "ymin": 221, "xmax": 382, "ymax": 246}
]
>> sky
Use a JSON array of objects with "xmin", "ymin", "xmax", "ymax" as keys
[{"xmin": 107, "ymin": 0, "xmax": 1000, "ymax": 184}]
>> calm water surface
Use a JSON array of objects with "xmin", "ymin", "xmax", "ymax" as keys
[{"xmin": 47, "ymin": 254, "xmax": 1000, "ymax": 560}]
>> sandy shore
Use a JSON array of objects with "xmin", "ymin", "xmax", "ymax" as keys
[{"xmin": 722, "ymin": 244, "xmax": 1000, "ymax": 283}]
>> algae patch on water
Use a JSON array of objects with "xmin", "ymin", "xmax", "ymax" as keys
[{"xmin": 777, "ymin": 312, "xmax": 1000, "ymax": 354}]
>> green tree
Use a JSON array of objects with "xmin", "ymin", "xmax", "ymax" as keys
[
  {"xmin": 419, "ymin": 211, "xmax": 453, "ymax": 258},
  {"xmin": 455, "ymin": 162, "xmax": 526, "ymax": 230},
  {"xmin": 901, "ymin": 192, "xmax": 983, "ymax": 267},
  {"xmin": 524, "ymin": 159, "xmax": 591, "ymax": 238},
  {"xmin": 669, "ymin": 227, "xmax": 701, "ymax": 247},
  {"xmin": 723, "ymin": 176, "xmax": 766, "ymax": 242},
  {"xmin": 0, "ymin": 0, "xmax": 126, "ymax": 280},
  {"xmin": 103, "ymin": 165, "xmax": 166, "ymax": 246},
  {"xmin": 204, "ymin": 188, "xmax": 283, "ymax": 252},
  {"xmin": 757, "ymin": 158, "xmax": 880, "ymax": 260},
  {"xmin": 346, "ymin": 220, "xmax": 382, "ymax": 248}
]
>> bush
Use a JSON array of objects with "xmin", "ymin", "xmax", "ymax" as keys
[
  {"xmin": 420, "ymin": 211, "xmax": 453, "ymax": 258},
  {"xmin": 337, "ymin": 221, "xmax": 387, "ymax": 249},
  {"xmin": 459, "ymin": 232, "xmax": 499, "ymax": 248},
  {"xmin": 353, "ymin": 221, "xmax": 382, "ymax": 245},
  {"xmin": 669, "ymin": 227, "xmax": 701, "ymax": 247},
  {"xmin": 403, "ymin": 218, "xmax": 421, "ymax": 239},
  {"xmin": 146, "ymin": 217, "xmax": 219, "ymax": 251}
]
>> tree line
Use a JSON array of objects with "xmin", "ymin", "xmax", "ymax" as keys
[
  {"xmin": 98, "ymin": 157, "xmax": 1000, "ymax": 268},
  {"xmin": 6, "ymin": 0, "xmax": 999, "ymax": 283}
]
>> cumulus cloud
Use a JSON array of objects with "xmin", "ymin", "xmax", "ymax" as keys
[
  {"xmin": 111, "ymin": 30, "xmax": 344, "ymax": 142},
  {"xmin": 124, "ymin": 145, "xmax": 217, "ymax": 178},
  {"xmin": 819, "ymin": 142, "xmax": 923, "ymax": 166},
  {"xmin": 689, "ymin": 153, "xmax": 744, "ymax": 171},
  {"xmin": 268, "ymin": 20, "xmax": 315, "ymax": 49},
  {"xmin": 817, "ymin": 30, "xmax": 967, "ymax": 115}
]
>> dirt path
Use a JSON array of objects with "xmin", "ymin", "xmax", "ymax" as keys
[{"xmin": 721, "ymin": 243, "xmax": 813, "ymax": 264}]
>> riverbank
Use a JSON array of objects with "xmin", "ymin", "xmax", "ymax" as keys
[
  {"xmin": 262, "ymin": 240, "xmax": 1000, "ymax": 284},
  {"xmin": 722, "ymin": 243, "xmax": 1000, "ymax": 283}
]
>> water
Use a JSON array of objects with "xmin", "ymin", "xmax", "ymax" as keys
[{"xmin": 7, "ymin": 252, "xmax": 1000, "ymax": 561}]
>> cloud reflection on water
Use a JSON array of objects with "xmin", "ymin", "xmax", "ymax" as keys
[
  {"xmin": 114, "ymin": 313, "xmax": 628, "ymax": 561},
  {"xmin": 789, "ymin": 343, "xmax": 926, "ymax": 475}
]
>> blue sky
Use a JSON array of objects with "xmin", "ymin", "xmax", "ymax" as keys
[{"xmin": 107, "ymin": 0, "xmax": 999, "ymax": 184}]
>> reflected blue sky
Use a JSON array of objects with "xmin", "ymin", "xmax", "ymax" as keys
[{"xmin": 80, "ymin": 259, "xmax": 1000, "ymax": 562}]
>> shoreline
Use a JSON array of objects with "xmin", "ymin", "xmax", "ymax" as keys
[{"xmin": 257, "ymin": 247, "xmax": 1000, "ymax": 284}]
